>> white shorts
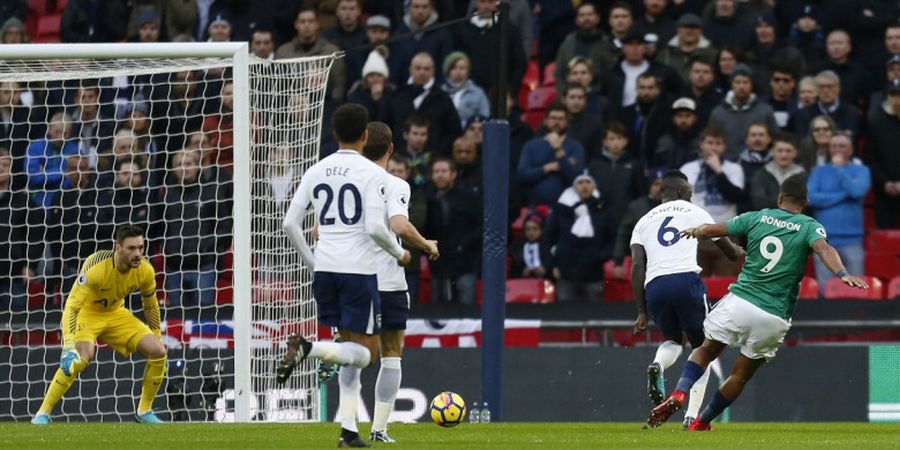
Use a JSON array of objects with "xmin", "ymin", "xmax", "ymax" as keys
[{"xmin": 704, "ymin": 292, "xmax": 792, "ymax": 361}]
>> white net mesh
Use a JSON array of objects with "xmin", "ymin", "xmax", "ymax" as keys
[{"xmin": 0, "ymin": 50, "xmax": 332, "ymax": 422}]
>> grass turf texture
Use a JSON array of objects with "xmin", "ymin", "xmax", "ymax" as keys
[{"xmin": 2, "ymin": 422, "xmax": 897, "ymax": 449}]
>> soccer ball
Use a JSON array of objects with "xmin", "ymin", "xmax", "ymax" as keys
[{"xmin": 430, "ymin": 391, "xmax": 466, "ymax": 427}]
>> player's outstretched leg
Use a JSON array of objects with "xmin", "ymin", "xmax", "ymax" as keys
[
  {"xmin": 683, "ymin": 365, "xmax": 711, "ymax": 428},
  {"xmin": 33, "ymin": 349, "xmax": 90, "ymax": 424},
  {"xmin": 688, "ymin": 354, "xmax": 764, "ymax": 431},
  {"xmin": 276, "ymin": 333, "xmax": 371, "ymax": 385}
]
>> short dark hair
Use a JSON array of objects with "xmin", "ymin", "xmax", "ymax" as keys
[
  {"xmin": 575, "ymin": 2, "xmax": 597, "ymax": 15},
  {"xmin": 389, "ymin": 154, "xmax": 410, "ymax": 169},
  {"xmin": 363, "ymin": 121, "xmax": 392, "ymax": 161},
  {"xmin": 404, "ymin": 115, "xmax": 429, "ymax": 132},
  {"xmin": 637, "ymin": 72, "xmax": 659, "ymax": 85},
  {"xmin": 609, "ymin": 0, "xmax": 632, "ymax": 15},
  {"xmin": 772, "ymin": 132, "xmax": 798, "ymax": 148},
  {"xmin": 115, "ymin": 225, "xmax": 144, "ymax": 243},
  {"xmin": 546, "ymin": 101, "xmax": 569, "ymax": 118},
  {"xmin": 663, "ymin": 169, "xmax": 688, "ymax": 182},
  {"xmin": 700, "ymin": 125, "xmax": 726, "ymax": 141},
  {"xmin": 563, "ymin": 83, "xmax": 587, "ymax": 96},
  {"xmin": 430, "ymin": 155, "xmax": 456, "ymax": 172},
  {"xmin": 604, "ymin": 121, "xmax": 627, "ymax": 139},
  {"xmin": 690, "ymin": 57, "xmax": 713, "ymax": 70},
  {"xmin": 332, "ymin": 103, "xmax": 369, "ymax": 143},
  {"xmin": 115, "ymin": 156, "xmax": 145, "ymax": 171},
  {"xmin": 780, "ymin": 173, "xmax": 808, "ymax": 202}
]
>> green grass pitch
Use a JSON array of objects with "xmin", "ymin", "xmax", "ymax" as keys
[{"xmin": 2, "ymin": 422, "xmax": 897, "ymax": 449}]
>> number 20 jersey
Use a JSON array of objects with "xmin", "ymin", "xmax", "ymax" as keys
[
  {"xmin": 726, "ymin": 208, "xmax": 826, "ymax": 320},
  {"xmin": 630, "ymin": 199, "xmax": 716, "ymax": 286},
  {"xmin": 290, "ymin": 149, "xmax": 389, "ymax": 275}
]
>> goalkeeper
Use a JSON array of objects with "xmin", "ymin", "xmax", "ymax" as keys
[{"xmin": 32, "ymin": 225, "xmax": 167, "ymax": 424}]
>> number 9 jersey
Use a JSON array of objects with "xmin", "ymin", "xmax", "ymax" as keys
[
  {"xmin": 630, "ymin": 199, "xmax": 717, "ymax": 286},
  {"xmin": 726, "ymin": 208, "xmax": 826, "ymax": 320}
]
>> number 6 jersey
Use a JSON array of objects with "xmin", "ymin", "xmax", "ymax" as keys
[
  {"xmin": 726, "ymin": 208, "xmax": 826, "ymax": 320},
  {"xmin": 630, "ymin": 199, "xmax": 717, "ymax": 286}
]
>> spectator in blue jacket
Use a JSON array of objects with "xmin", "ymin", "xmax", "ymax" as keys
[
  {"xmin": 517, "ymin": 103, "xmax": 585, "ymax": 207},
  {"xmin": 26, "ymin": 112, "xmax": 79, "ymax": 210},
  {"xmin": 807, "ymin": 133, "xmax": 871, "ymax": 294}
]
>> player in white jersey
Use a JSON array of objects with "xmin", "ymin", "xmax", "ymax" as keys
[
  {"xmin": 630, "ymin": 170, "xmax": 744, "ymax": 427},
  {"xmin": 362, "ymin": 122, "xmax": 439, "ymax": 443},
  {"xmin": 277, "ymin": 104, "xmax": 411, "ymax": 448}
]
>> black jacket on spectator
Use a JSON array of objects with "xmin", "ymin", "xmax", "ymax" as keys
[
  {"xmin": 788, "ymin": 27, "xmax": 827, "ymax": 70},
  {"xmin": 389, "ymin": 12, "xmax": 454, "ymax": 84},
  {"xmin": 543, "ymin": 195, "xmax": 615, "ymax": 283},
  {"xmin": 347, "ymin": 81, "xmax": 396, "ymax": 121},
  {"xmin": 425, "ymin": 184, "xmax": 483, "ymax": 279},
  {"xmin": 809, "ymin": 59, "xmax": 872, "ymax": 109},
  {"xmin": 322, "ymin": 24, "xmax": 369, "ymax": 92},
  {"xmin": 53, "ymin": 175, "xmax": 115, "ymax": 271},
  {"xmin": 454, "ymin": 19, "xmax": 526, "ymax": 98},
  {"xmin": 682, "ymin": 87, "xmax": 722, "ymax": 127},
  {"xmin": 652, "ymin": 125, "xmax": 700, "ymax": 170},
  {"xmin": 865, "ymin": 103, "xmax": 900, "ymax": 228},
  {"xmin": 702, "ymin": 12, "xmax": 754, "ymax": 51},
  {"xmin": 379, "ymin": 82, "xmax": 462, "ymax": 157},
  {"xmin": 0, "ymin": 105, "xmax": 34, "ymax": 186},
  {"xmin": 792, "ymin": 101, "xmax": 862, "ymax": 141},
  {"xmin": 587, "ymin": 150, "xmax": 646, "ymax": 227},
  {"xmin": 157, "ymin": 169, "xmax": 233, "ymax": 271},
  {"xmin": 61, "ymin": 0, "xmax": 128, "ymax": 43},
  {"xmin": 109, "ymin": 187, "xmax": 152, "ymax": 233},
  {"xmin": 0, "ymin": 186, "xmax": 39, "ymax": 279},
  {"xmin": 568, "ymin": 111, "xmax": 605, "ymax": 163},
  {"xmin": 509, "ymin": 237, "xmax": 552, "ymax": 279},
  {"xmin": 618, "ymin": 97, "xmax": 672, "ymax": 165}
]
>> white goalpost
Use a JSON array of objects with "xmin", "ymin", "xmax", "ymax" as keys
[{"xmin": 0, "ymin": 43, "xmax": 330, "ymax": 422}]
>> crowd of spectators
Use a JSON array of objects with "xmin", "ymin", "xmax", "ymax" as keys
[{"xmin": 1, "ymin": 0, "xmax": 900, "ymax": 307}]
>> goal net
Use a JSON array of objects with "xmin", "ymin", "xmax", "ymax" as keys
[{"xmin": 0, "ymin": 43, "xmax": 330, "ymax": 422}]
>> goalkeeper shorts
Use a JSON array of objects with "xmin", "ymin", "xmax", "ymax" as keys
[{"xmin": 74, "ymin": 307, "xmax": 155, "ymax": 357}]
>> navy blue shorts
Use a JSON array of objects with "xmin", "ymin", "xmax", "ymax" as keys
[
  {"xmin": 379, "ymin": 290, "xmax": 410, "ymax": 331},
  {"xmin": 313, "ymin": 272, "xmax": 381, "ymax": 335},
  {"xmin": 645, "ymin": 272, "xmax": 707, "ymax": 347}
]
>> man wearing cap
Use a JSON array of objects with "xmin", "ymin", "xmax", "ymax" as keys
[
  {"xmin": 865, "ymin": 78, "xmax": 900, "ymax": 228},
  {"xmin": 747, "ymin": 13, "xmax": 805, "ymax": 87},
  {"xmin": 787, "ymin": 3, "xmax": 826, "ymax": 69},
  {"xmin": 347, "ymin": 50, "xmax": 395, "ymax": 119},
  {"xmin": 206, "ymin": 13, "xmax": 232, "ymax": 42},
  {"xmin": 708, "ymin": 63, "xmax": 778, "ymax": 160},
  {"xmin": 130, "ymin": 10, "xmax": 161, "ymax": 43},
  {"xmin": 635, "ymin": 0, "xmax": 676, "ymax": 46},
  {"xmin": 653, "ymin": 97, "xmax": 700, "ymax": 170},
  {"xmin": 554, "ymin": 3, "xmax": 617, "ymax": 94},
  {"xmin": 602, "ymin": 27, "xmax": 681, "ymax": 115},
  {"xmin": 654, "ymin": 13, "xmax": 716, "ymax": 84},
  {"xmin": 867, "ymin": 55, "xmax": 900, "ymax": 121},
  {"xmin": 543, "ymin": 172, "xmax": 615, "ymax": 302},
  {"xmin": 276, "ymin": 8, "xmax": 346, "ymax": 101}
]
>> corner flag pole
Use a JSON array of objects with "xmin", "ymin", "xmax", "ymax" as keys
[{"xmin": 481, "ymin": 0, "xmax": 510, "ymax": 422}]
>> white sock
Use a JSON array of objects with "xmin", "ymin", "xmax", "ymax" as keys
[
  {"xmin": 653, "ymin": 340, "xmax": 684, "ymax": 370},
  {"xmin": 372, "ymin": 357, "xmax": 402, "ymax": 432},
  {"xmin": 685, "ymin": 365, "xmax": 711, "ymax": 419},
  {"xmin": 338, "ymin": 366, "xmax": 361, "ymax": 433},
  {"xmin": 309, "ymin": 341, "xmax": 371, "ymax": 368}
]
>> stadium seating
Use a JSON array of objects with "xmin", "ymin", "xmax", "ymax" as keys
[
  {"xmin": 542, "ymin": 62, "xmax": 556, "ymax": 87},
  {"xmin": 524, "ymin": 85, "xmax": 557, "ymax": 111},
  {"xmin": 864, "ymin": 251, "xmax": 900, "ymax": 283},
  {"xmin": 34, "ymin": 14, "xmax": 61, "ymax": 43},
  {"xmin": 703, "ymin": 276, "xmax": 736, "ymax": 301},
  {"xmin": 823, "ymin": 276, "xmax": 884, "ymax": 300},
  {"xmin": 506, "ymin": 278, "xmax": 555, "ymax": 303},
  {"xmin": 866, "ymin": 229, "xmax": 900, "ymax": 253},
  {"xmin": 799, "ymin": 276, "xmax": 819, "ymax": 300},
  {"xmin": 55, "ymin": 0, "xmax": 68, "ymax": 14},
  {"xmin": 521, "ymin": 110, "xmax": 544, "ymax": 131},
  {"xmin": 888, "ymin": 276, "xmax": 900, "ymax": 300},
  {"xmin": 602, "ymin": 258, "xmax": 634, "ymax": 302}
]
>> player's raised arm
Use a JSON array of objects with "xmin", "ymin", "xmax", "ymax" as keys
[
  {"xmin": 811, "ymin": 239, "xmax": 869, "ymax": 289},
  {"xmin": 283, "ymin": 175, "xmax": 316, "ymax": 271},
  {"xmin": 630, "ymin": 243, "xmax": 649, "ymax": 336}
]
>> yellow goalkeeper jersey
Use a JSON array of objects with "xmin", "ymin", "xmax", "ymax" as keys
[{"xmin": 62, "ymin": 250, "xmax": 160, "ymax": 347}]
